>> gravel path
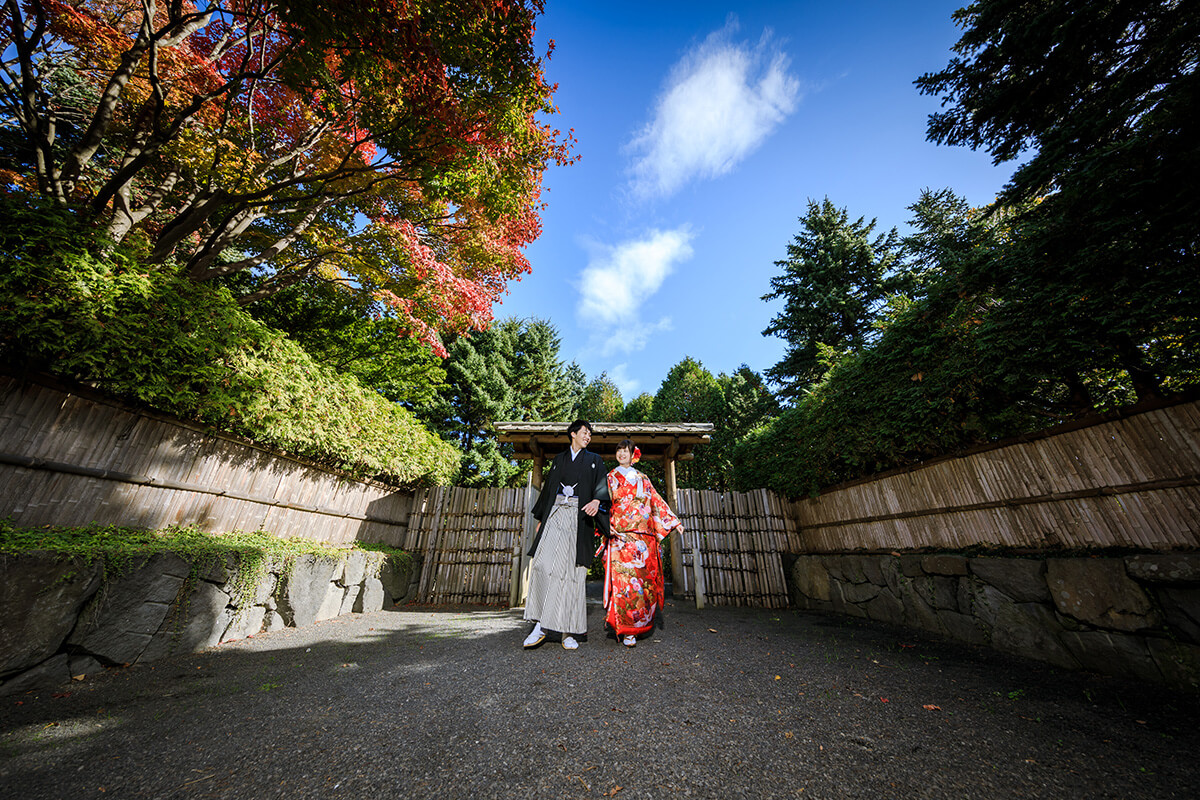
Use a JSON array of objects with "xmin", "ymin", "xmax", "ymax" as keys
[{"xmin": 2, "ymin": 589, "xmax": 1197, "ymax": 799}]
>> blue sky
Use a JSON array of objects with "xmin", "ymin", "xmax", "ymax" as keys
[{"xmin": 496, "ymin": 1, "xmax": 1013, "ymax": 399}]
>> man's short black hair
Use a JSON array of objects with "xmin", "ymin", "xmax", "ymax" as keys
[{"xmin": 567, "ymin": 419, "xmax": 593, "ymax": 437}]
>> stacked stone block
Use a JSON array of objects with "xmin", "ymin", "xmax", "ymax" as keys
[
  {"xmin": 790, "ymin": 553, "xmax": 1200, "ymax": 689},
  {"xmin": 0, "ymin": 550, "xmax": 419, "ymax": 695}
]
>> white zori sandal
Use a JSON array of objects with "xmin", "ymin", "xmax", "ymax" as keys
[
  {"xmin": 561, "ymin": 636, "xmax": 579, "ymax": 650},
  {"xmin": 523, "ymin": 623, "xmax": 546, "ymax": 648},
  {"xmin": 622, "ymin": 635, "xmax": 637, "ymax": 647}
]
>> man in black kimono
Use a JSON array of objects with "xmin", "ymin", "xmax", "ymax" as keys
[{"xmin": 522, "ymin": 419, "xmax": 609, "ymax": 650}]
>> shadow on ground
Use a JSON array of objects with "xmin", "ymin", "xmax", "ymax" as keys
[{"xmin": 1, "ymin": 588, "xmax": 1197, "ymax": 800}]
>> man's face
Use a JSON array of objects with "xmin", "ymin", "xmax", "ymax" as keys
[{"xmin": 570, "ymin": 425, "xmax": 591, "ymax": 450}]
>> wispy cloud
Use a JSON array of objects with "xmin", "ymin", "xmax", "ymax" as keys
[
  {"xmin": 578, "ymin": 227, "xmax": 694, "ymax": 327},
  {"xmin": 607, "ymin": 363, "xmax": 640, "ymax": 396},
  {"xmin": 600, "ymin": 316, "xmax": 674, "ymax": 357},
  {"xmin": 627, "ymin": 19, "xmax": 801, "ymax": 199}
]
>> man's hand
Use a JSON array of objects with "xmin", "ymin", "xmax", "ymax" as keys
[{"xmin": 582, "ymin": 499, "xmax": 600, "ymax": 517}]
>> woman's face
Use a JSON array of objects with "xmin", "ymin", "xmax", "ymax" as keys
[{"xmin": 616, "ymin": 447, "xmax": 632, "ymax": 467}]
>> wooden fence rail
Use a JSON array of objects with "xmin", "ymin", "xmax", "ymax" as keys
[
  {"xmin": 674, "ymin": 488, "xmax": 801, "ymax": 609},
  {"xmin": 0, "ymin": 376, "xmax": 413, "ymax": 546},
  {"xmin": 790, "ymin": 399, "xmax": 1200, "ymax": 553},
  {"xmin": 407, "ymin": 485, "xmax": 531, "ymax": 605}
]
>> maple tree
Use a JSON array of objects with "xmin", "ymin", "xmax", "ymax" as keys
[{"xmin": 0, "ymin": 0, "xmax": 574, "ymax": 355}]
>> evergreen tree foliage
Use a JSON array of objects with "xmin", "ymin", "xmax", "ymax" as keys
[
  {"xmin": 713, "ymin": 366, "xmax": 781, "ymax": 490},
  {"xmin": 916, "ymin": 0, "xmax": 1200, "ymax": 400},
  {"xmin": 651, "ymin": 357, "xmax": 724, "ymax": 489},
  {"xmin": 737, "ymin": 1, "xmax": 1199, "ymax": 498},
  {"xmin": 430, "ymin": 326, "xmax": 516, "ymax": 486},
  {"xmin": 762, "ymin": 198, "xmax": 902, "ymax": 402},
  {"xmin": 509, "ymin": 320, "xmax": 574, "ymax": 423},
  {"xmin": 424, "ymin": 317, "xmax": 575, "ymax": 486},
  {"xmin": 560, "ymin": 362, "xmax": 589, "ymax": 421},
  {"xmin": 620, "ymin": 393, "xmax": 656, "ymax": 423},
  {"xmin": 577, "ymin": 373, "xmax": 625, "ymax": 423}
]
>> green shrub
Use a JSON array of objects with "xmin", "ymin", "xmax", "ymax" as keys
[{"xmin": 0, "ymin": 195, "xmax": 458, "ymax": 485}]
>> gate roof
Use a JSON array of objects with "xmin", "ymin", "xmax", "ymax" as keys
[{"xmin": 493, "ymin": 421, "xmax": 713, "ymax": 461}]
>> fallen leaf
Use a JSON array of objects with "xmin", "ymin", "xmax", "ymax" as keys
[
  {"xmin": 784, "ymin": 731, "xmax": 794, "ymax": 739},
  {"xmin": 708, "ymin": 628, "xmax": 717, "ymax": 633},
  {"xmin": 879, "ymin": 697, "xmax": 889, "ymax": 703},
  {"xmin": 52, "ymin": 692, "xmax": 71, "ymax": 699},
  {"xmin": 774, "ymin": 675, "xmax": 781, "ymax": 680},
  {"xmin": 923, "ymin": 704, "xmax": 941, "ymax": 711},
  {"xmin": 71, "ymin": 674, "xmax": 86, "ymax": 682}
]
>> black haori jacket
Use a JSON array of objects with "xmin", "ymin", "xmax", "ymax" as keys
[{"xmin": 529, "ymin": 448, "xmax": 611, "ymax": 567}]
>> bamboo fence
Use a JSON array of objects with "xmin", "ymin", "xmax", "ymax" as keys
[
  {"xmin": 791, "ymin": 400, "xmax": 1200, "ymax": 552},
  {"xmin": 0, "ymin": 376, "xmax": 413, "ymax": 546},
  {"xmin": 674, "ymin": 488, "xmax": 801, "ymax": 609},
  {"xmin": 408, "ymin": 486, "xmax": 529, "ymax": 605}
]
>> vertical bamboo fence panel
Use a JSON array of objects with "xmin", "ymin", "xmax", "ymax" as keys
[
  {"xmin": 790, "ymin": 399, "xmax": 1200, "ymax": 552},
  {"xmin": 674, "ymin": 488, "xmax": 801, "ymax": 608},
  {"xmin": 408, "ymin": 486, "xmax": 528, "ymax": 605},
  {"xmin": 0, "ymin": 376, "xmax": 414, "ymax": 546}
]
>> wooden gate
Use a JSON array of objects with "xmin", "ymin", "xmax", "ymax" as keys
[
  {"xmin": 402, "ymin": 484, "xmax": 802, "ymax": 609},
  {"xmin": 674, "ymin": 488, "xmax": 801, "ymax": 609},
  {"xmin": 404, "ymin": 485, "xmax": 533, "ymax": 605}
]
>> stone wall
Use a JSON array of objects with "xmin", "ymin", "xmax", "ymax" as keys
[
  {"xmin": 0, "ymin": 549, "xmax": 419, "ymax": 695},
  {"xmin": 789, "ymin": 552, "xmax": 1200, "ymax": 690}
]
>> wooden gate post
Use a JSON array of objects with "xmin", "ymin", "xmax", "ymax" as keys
[{"xmin": 664, "ymin": 454, "xmax": 687, "ymax": 592}]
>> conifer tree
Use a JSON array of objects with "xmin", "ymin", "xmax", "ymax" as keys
[{"xmin": 762, "ymin": 198, "xmax": 902, "ymax": 403}]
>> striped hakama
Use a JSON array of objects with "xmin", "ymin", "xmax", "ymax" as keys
[{"xmin": 524, "ymin": 496, "xmax": 588, "ymax": 635}]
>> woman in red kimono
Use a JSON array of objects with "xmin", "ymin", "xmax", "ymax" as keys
[{"xmin": 602, "ymin": 438, "xmax": 683, "ymax": 647}]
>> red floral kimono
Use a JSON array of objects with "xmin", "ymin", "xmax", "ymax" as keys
[{"xmin": 602, "ymin": 466, "xmax": 682, "ymax": 636}]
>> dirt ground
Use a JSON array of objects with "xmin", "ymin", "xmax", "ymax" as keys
[{"xmin": 2, "ymin": 591, "xmax": 1197, "ymax": 799}]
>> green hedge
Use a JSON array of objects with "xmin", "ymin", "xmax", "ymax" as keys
[{"xmin": 0, "ymin": 195, "xmax": 458, "ymax": 486}]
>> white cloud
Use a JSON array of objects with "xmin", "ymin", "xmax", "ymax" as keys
[
  {"xmin": 627, "ymin": 20, "xmax": 801, "ymax": 199},
  {"xmin": 578, "ymin": 227, "xmax": 694, "ymax": 327},
  {"xmin": 607, "ymin": 363, "xmax": 640, "ymax": 396},
  {"xmin": 600, "ymin": 316, "xmax": 673, "ymax": 357}
]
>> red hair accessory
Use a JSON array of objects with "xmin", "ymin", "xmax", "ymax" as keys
[{"xmin": 632, "ymin": 447, "xmax": 641, "ymax": 464}]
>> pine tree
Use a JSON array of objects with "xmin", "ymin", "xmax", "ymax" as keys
[{"xmin": 762, "ymin": 198, "xmax": 901, "ymax": 403}]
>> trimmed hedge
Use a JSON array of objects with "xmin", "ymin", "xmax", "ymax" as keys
[{"xmin": 0, "ymin": 195, "xmax": 458, "ymax": 486}]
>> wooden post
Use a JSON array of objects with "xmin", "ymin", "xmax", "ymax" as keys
[
  {"xmin": 665, "ymin": 452, "xmax": 685, "ymax": 592},
  {"xmin": 511, "ymin": 477, "xmax": 536, "ymax": 607},
  {"xmin": 530, "ymin": 436, "xmax": 544, "ymax": 491},
  {"xmin": 531, "ymin": 457, "xmax": 544, "ymax": 490},
  {"xmin": 417, "ymin": 486, "xmax": 446, "ymax": 603},
  {"xmin": 691, "ymin": 528, "xmax": 707, "ymax": 610}
]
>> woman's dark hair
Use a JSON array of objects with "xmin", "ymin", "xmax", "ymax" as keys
[
  {"xmin": 616, "ymin": 438, "xmax": 636, "ymax": 454},
  {"xmin": 567, "ymin": 419, "xmax": 593, "ymax": 437}
]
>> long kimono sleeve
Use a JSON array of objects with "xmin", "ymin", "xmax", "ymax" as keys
[{"xmin": 646, "ymin": 479, "xmax": 682, "ymax": 541}]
